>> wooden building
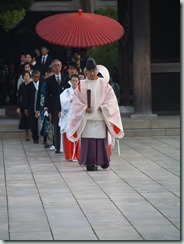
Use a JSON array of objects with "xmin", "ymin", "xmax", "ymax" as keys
[{"xmin": 118, "ymin": 0, "xmax": 180, "ymax": 116}]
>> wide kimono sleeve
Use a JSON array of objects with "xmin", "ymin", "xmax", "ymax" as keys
[
  {"xmin": 58, "ymin": 88, "xmax": 73, "ymax": 133},
  {"xmin": 101, "ymin": 84, "xmax": 125, "ymax": 139},
  {"xmin": 66, "ymin": 85, "xmax": 88, "ymax": 142},
  {"xmin": 44, "ymin": 78, "xmax": 50, "ymax": 112}
]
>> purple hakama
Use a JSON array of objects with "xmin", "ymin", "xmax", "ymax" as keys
[{"xmin": 79, "ymin": 137, "xmax": 110, "ymax": 166}]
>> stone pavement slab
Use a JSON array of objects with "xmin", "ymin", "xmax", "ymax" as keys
[{"xmin": 0, "ymin": 136, "xmax": 180, "ymax": 240}]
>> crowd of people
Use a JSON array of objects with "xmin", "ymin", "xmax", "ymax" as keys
[
  {"xmin": 1, "ymin": 45, "xmax": 123, "ymax": 171},
  {"xmin": 0, "ymin": 46, "xmax": 87, "ymax": 106}
]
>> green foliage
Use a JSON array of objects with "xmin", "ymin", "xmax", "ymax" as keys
[
  {"xmin": 88, "ymin": 7, "xmax": 119, "ymax": 77},
  {"xmin": 96, "ymin": 6, "xmax": 117, "ymax": 20},
  {"xmin": 0, "ymin": 9, "xmax": 26, "ymax": 32},
  {"xmin": 0, "ymin": 0, "xmax": 33, "ymax": 31},
  {"xmin": 88, "ymin": 42, "xmax": 119, "ymax": 75}
]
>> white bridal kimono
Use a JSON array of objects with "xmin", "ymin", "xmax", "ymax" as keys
[
  {"xmin": 58, "ymin": 87, "xmax": 75, "ymax": 152},
  {"xmin": 59, "ymin": 87, "xmax": 74, "ymax": 133}
]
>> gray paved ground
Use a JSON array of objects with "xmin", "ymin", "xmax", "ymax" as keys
[{"xmin": 0, "ymin": 136, "xmax": 180, "ymax": 240}]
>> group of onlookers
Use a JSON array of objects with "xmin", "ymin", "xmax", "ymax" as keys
[
  {"xmin": 0, "ymin": 45, "xmax": 88, "ymax": 106},
  {"xmin": 16, "ymin": 45, "xmax": 87, "ymax": 162}
]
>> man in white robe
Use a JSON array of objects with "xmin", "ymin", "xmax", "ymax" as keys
[{"xmin": 67, "ymin": 58, "xmax": 124, "ymax": 171}]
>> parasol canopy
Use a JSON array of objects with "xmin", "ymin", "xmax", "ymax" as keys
[{"xmin": 36, "ymin": 9, "xmax": 124, "ymax": 48}]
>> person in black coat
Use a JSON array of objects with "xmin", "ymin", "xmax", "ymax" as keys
[
  {"xmin": 24, "ymin": 70, "xmax": 43, "ymax": 143},
  {"xmin": 44, "ymin": 59, "xmax": 70, "ymax": 153},
  {"xmin": 16, "ymin": 71, "xmax": 31, "ymax": 140},
  {"xmin": 36, "ymin": 45, "xmax": 53, "ymax": 76}
]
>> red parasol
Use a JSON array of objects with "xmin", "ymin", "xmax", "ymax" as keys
[{"xmin": 36, "ymin": 9, "xmax": 124, "ymax": 48}]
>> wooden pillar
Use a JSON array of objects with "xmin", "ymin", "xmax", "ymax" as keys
[{"xmin": 132, "ymin": 0, "xmax": 153, "ymax": 115}]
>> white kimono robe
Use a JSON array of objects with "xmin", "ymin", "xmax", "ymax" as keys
[
  {"xmin": 58, "ymin": 87, "xmax": 75, "ymax": 153},
  {"xmin": 66, "ymin": 77, "xmax": 124, "ymax": 143},
  {"xmin": 58, "ymin": 87, "xmax": 74, "ymax": 133}
]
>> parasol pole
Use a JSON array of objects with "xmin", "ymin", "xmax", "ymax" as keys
[{"xmin": 81, "ymin": 0, "xmax": 94, "ymax": 13}]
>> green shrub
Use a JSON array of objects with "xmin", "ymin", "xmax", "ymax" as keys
[{"xmin": 0, "ymin": 0, "xmax": 33, "ymax": 31}]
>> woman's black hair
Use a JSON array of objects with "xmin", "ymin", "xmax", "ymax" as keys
[
  {"xmin": 71, "ymin": 74, "xmax": 80, "ymax": 80},
  {"xmin": 23, "ymin": 70, "xmax": 31, "ymax": 78}
]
